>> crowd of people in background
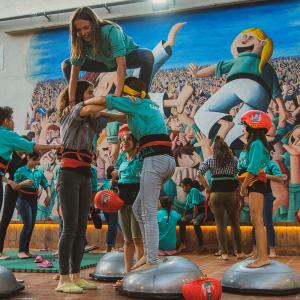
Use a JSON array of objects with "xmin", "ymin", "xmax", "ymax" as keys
[{"xmin": 22, "ymin": 56, "xmax": 300, "ymax": 224}]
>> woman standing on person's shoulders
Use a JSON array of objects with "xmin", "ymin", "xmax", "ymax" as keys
[{"xmin": 63, "ymin": 6, "xmax": 154, "ymax": 103}]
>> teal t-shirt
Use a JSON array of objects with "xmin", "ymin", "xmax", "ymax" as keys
[
  {"xmin": 118, "ymin": 154, "xmax": 142, "ymax": 184},
  {"xmin": 14, "ymin": 165, "xmax": 48, "ymax": 190},
  {"xmin": 91, "ymin": 165, "xmax": 98, "ymax": 193},
  {"xmin": 158, "ymin": 208, "xmax": 181, "ymax": 250},
  {"xmin": 216, "ymin": 52, "xmax": 281, "ymax": 99},
  {"xmin": 238, "ymin": 140, "xmax": 270, "ymax": 175},
  {"xmin": 184, "ymin": 187, "xmax": 205, "ymax": 211},
  {"xmin": 105, "ymin": 95, "xmax": 167, "ymax": 141},
  {"xmin": 115, "ymin": 151, "xmax": 126, "ymax": 169},
  {"xmin": 99, "ymin": 178, "xmax": 111, "ymax": 191},
  {"xmin": 0, "ymin": 126, "xmax": 35, "ymax": 163},
  {"xmin": 71, "ymin": 24, "xmax": 138, "ymax": 70}
]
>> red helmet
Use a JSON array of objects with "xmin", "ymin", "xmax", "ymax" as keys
[
  {"xmin": 118, "ymin": 124, "xmax": 130, "ymax": 139},
  {"xmin": 94, "ymin": 190, "xmax": 124, "ymax": 213},
  {"xmin": 240, "ymin": 110, "xmax": 272, "ymax": 130},
  {"xmin": 181, "ymin": 277, "xmax": 222, "ymax": 300}
]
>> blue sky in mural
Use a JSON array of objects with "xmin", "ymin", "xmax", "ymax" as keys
[{"xmin": 28, "ymin": 0, "xmax": 300, "ymax": 80}]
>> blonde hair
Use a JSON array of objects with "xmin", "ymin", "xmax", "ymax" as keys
[
  {"xmin": 70, "ymin": 7, "xmax": 120, "ymax": 62},
  {"xmin": 242, "ymin": 28, "xmax": 273, "ymax": 73}
]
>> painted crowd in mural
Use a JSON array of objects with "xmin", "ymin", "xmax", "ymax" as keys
[{"xmin": 23, "ymin": 0, "xmax": 300, "ymax": 222}]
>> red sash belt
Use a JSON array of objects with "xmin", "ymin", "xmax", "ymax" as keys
[
  {"xmin": 139, "ymin": 141, "xmax": 172, "ymax": 152},
  {"xmin": 238, "ymin": 169, "xmax": 267, "ymax": 186},
  {"xmin": 61, "ymin": 149, "xmax": 92, "ymax": 169},
  {"xmin": 19, "ymin": 189, "xmax": 38, "ymax": 196},
  {"xmin": 0, "ymin": 161, "xmax": 8, "ymax": 173},
  {"xmin": 61, "ymin": 158, "xmax": 91, "ymax": 168},
  {"xmin": 62, "ymin": 151, "xmax": 92, "ymax": 161}
]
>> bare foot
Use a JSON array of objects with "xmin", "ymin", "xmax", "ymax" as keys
[
  {"xmin": 53, "ymin": 274, "xmax": 60, "ymax": 280},
  {"xmin": 214, "ymin": 250, "xmax": 222, "ymax": 256},
  {"xmin": 269, "ymin": 248, "xmax": 277, "ymax": 258},
  {"xmin": 247, "ymin": 259, "xmax": 270, "ymax": 268},
  {"xmin": 236, "ymin": 252, "xmax": 246, "ymax": 260},
  {"xmin": 130, "ymin": 255, "xmax": 146, "ymax": 270},
  {"xmin": 18, "ymin": 252, "xmax": 30, "ymax": 259},
  {"xmin": 133, "ymin": 263, "xmax": 158, "ymax": 272},
  {"xmin": 217, "ymin": 254, "xmax": 229, "ymax": 261},
  {"xmin": 177, "ymin": 244, "xmax": 187, "ymax": 253},
  {"xmin": 165, "ymin": 22, "xmax": 187, "ymax": 47},
  {"xmin": 245, "ymin": 250, "xmax": 257, "ymax": 259},
  {"xmin": 0, "ymin": 253, "xmax": 10, "ymax": 260},
  {"xmin": 113, "ymin": 279, "xmax": 123, "ymax": 289}
]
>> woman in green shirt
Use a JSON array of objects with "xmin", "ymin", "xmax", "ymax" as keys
[
  {"xmin": 238, "ymin": 110, "xmax": 272, "ymax": 268},
  {"xmin": 63, "ymin": 6, "xmax": 154, "ymax": 103}
]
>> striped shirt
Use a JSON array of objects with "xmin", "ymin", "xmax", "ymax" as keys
[{"xmin": 198, "ymin": 155, "xmax": 238, "ymax": 176}]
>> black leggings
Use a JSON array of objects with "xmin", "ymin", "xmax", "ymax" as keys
[
  {"xmin": 0, "ymin": 176, "xmax": 3, "ymax": 214},
  {"xmin": 0, "ymin": 185, "xmax": 18, "ymax": 253},
  {"xmin": 57, "ymin": 169, "xmax": 91, "ymax": 275}
]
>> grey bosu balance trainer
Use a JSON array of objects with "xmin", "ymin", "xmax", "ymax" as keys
[
  {"xmin": 90, "ymin": 251, "xmax": 125, "ymax": 281},
  {"xmin": 222, "ymin": 259, "xmax": 300, "ymax": 295},
  {"xmin": 119, "ymin": 256, "xmax": 203, "ymax": 299},
  {"xmin": 0, "ymin": 265, "xmax": 24, "ymax": 297}
]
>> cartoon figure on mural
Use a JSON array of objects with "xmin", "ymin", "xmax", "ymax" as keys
[
  {"xmin": 189, "ymin": 27, "xmax": 287, "ymax": 147},
  {"xmin": 25, "ymin": 9, "xmax": 300, "ymax": 223}
]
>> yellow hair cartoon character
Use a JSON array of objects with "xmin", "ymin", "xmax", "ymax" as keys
[{"xmin": 190, "ymin": 27, "xmax": 286, "ymax": 147}]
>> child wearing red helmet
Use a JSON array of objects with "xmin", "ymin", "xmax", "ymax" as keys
[{"xmin": 238, "ymin": 110, "xmax": 271, "ymax": 268}]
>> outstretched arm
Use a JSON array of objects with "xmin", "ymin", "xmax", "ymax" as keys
[
  {"xmin": 189, "ymin": 64, "xmax": 217, "ymax": 78},
  {"xmin": 80, "ymin": 105, "xmax": 106, "ymax": 117}
]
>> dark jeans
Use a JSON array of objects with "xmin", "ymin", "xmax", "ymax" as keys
[
  {"xmin": 252, "ymin": 192, "xmax": 275, "ymax": 247},
  {"xmin": 0, "ymin": 185, "xmax": 18, "ymax": 252},
  {"xmin": 103, "ymin": 212, "xmax": 118, "ymax": 247},
  {"xmin": 16, "ymin": 197, "xmax": 37, "ymax": 253},
  {"xmin": 0, "ymin": 176, "xmax": 3, "ymax": 213},
  {"xmin": 61, "ymin": 48, "xmax": 154, "ymax": 90},
  {"xmin": 178, "ymin": 214, "xmax": 204, "ymax": 247},
  {"xmin": 57, "ymin": 169, "xmax": 91, "ymax": 275},
  {"xmin": 59, "ymin": 216, "xmax": 88, "ymax": 246}
]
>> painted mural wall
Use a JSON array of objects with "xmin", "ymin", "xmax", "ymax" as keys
[{"xmin": 23, "ymin": 0, "xmax": 300, "ymax": 222}]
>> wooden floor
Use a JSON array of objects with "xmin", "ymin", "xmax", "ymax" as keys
[{"xmin": 9, "ymin": 252, "xmax": 300, "ymax": 300}]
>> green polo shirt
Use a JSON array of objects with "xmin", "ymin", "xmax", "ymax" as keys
[
  {"xmin": 118, "ymin": 154, "xmax": 142, "ymax": 184},
  {"xmin": 216, "ymin": 52, "xmax": 281, "ymax": 98},
  {"xmin": 71, "ymin": 24, "xmax": 138, "ymax": 70},
  {"xmin": 105, "ymin": 95, "xmax": 167, "ymax": 141},
  {"xmin": 238, "ymin": 139, "xmax": 270, "ymax": 175},
  {"xmin": 0, "ymin": 126, "xmax": 35, "ymax": 163},
  {"xmin": 14, "ymin": 165, "xmax": 48, "ymax": 190}
]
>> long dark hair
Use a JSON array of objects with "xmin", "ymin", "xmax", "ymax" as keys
[
  {"xmin": 56, "ymin": 80, "xmax": 93, "ymax": 121},
  {"xmin": 213, "ymin": 136, "xmax": 233, "ymax": 168},
  {"xmin": 181, "ymin": 178, "xmax": 204, "ymax": 192},
  {"xmin": 244, "ymin": 125, "xmax": 269, "ymax": 151},
  {"xmin": 70, "ymin": 7, "xmax": 120, "ymax": 61},
  {"xmin": 159, "ymin": 196, "xmax": 172, "ymax": 223}
]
